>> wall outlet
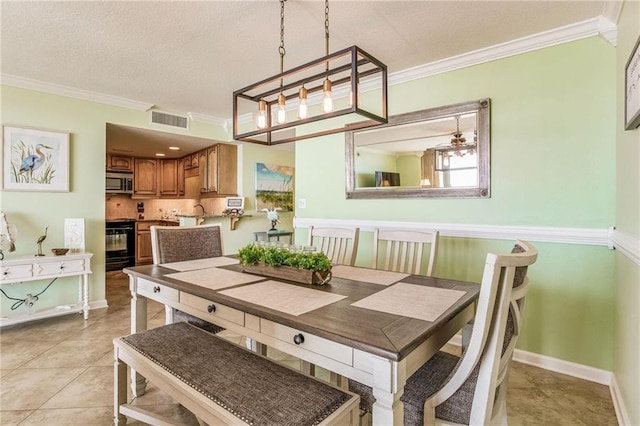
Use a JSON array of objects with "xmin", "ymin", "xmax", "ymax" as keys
[{"xmin": 298, "ymin": 198, "xmax": 307, "ymax": 209}]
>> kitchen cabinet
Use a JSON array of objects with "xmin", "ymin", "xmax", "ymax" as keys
[
  {"xmin": 107, "ymin": 154, "xmax": 133, "ymax": 171},
  {"xmin": 184, "ymin": 153, "xmax": 199, "ymax": 170},
  {"xmin": 135, "ymin": 220, "xmax": 177, "ymax": 265},
  {"xmin": 133, "ymin": 158, "xmax": 158, "ymax": 197},
  {"xmin": 159, "ymin": 159, "xmax": 178, "ymax": 196},
  {"xmin": 177, "ymin": 157, "xmax": 185, "ymax": 196},
  {"xmin": 199, "ymin": 144, "xmax": 237, "ymax": 197}
]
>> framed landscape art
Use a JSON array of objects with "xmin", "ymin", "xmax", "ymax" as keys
[{"xmin": 255, "ymin": 163, "xmax": 294, "ymax": 211}]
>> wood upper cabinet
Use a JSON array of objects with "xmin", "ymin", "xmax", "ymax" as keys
[
  {"xmin": 159, "ymin": 159, "xmax": 178, "ymax": 196},
  {"xmin": 133, "ymin": 158, "xmax": 158, "ymax": 196},
  {"xmin": 198, "ymin": 150, "xmax": 208, "ymax": 194},
  {"xmin": 200, "ymin": 144, "xmax": 237, "ymax": 197},
  {"xmin": 177, "ymin": 157, "xmax": 185, "ymax": 196},
  {"xmin": 107, "ymin": 154, "xmax": 133, "ymax": 171}
]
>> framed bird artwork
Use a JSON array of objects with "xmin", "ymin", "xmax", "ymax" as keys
[{"xmin": 1, "ymin": 126, "xmax": 70, "ymax": 192}]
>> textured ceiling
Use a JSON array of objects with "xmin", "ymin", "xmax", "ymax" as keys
[{"xmin": 1, "ymin": 0, "xmax": 608, "ymax": 156}]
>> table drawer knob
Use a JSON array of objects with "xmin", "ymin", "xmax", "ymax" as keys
[
  {"xmin": 153, "ymin": 286, "xmax": 161, "ymax": 293},
  {"xmin": 207, "ymin": 304, "xmax": 216, "ymax": 313},
  {"xmin": 293, "ymin": 333, "xmax": 304, "ymax": 345}
]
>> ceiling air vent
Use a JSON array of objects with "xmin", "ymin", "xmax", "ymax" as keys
[{"xmin": 150, "ymin": 111, "xmax": 189, "ymax": 130}]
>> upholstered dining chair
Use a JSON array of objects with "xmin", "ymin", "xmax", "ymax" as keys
[
  {"xmin": 349, "ymin": 240, "xmax": 538, "ymax": 425},
  {"xmin": 372, "ymin": 228, "xmax": 440, "ymax": 276},
  {"xmin": 150, "ymin": 224, "xmax": 225, "ymax": 335},
  {"xmin": 307, "ymin": 226, "xmax": 360, "ymax": 266}
]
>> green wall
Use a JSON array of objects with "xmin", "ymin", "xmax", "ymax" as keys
[
  {"xmin": 0, "ymin": 85, "xmax": 291, "ymax": 315},
  {"xmin": 295, "ymin": 36, "xmax": 617, "ymax": 370},
  {"xmin": 614, "ymin": 1, "xmax": 640, "ymax": 423}
]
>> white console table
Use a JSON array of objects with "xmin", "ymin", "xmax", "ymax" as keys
[{"xmin": 0, "ymin": 252, "xmax": 93, "ymax": 327}]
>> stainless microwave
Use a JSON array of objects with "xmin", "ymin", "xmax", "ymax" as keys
[{"xmin": 106, "ymin": 172, "xmax": 133, "ymax": 194}]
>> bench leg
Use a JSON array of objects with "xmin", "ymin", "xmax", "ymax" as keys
[
  {"xmin": 130, "ymin": 289, "xmax": 148, "ymax": 397},
  {"xmin": 113, "ymin": 347, "xmax": 127, "ymax": 425},
  {"xmin": 301, "ymin": 360, "xmax": 316, "ymax": 376},
  {"xmin": 246, "ymin": 338, "xmax": 267, "ymax": 356}
]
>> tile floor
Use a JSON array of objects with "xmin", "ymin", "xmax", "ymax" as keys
[{"xmin": 0, "ymin": 271, "xmax": 618, "ymax": 426}]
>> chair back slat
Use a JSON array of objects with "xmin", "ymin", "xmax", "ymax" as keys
[
  {"xmin": 373, "ymin": 229, "xmax": 439, "ymax": 276},
  {"xmin": 151, "ymin": 224, "xmax": 224, "ymax": 264},
  {"xmin": 307, "ymin": 226, "xmax": 359, "ymax": 266}
]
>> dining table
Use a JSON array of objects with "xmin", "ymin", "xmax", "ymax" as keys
[{"xmin": 123, "ymin": 257, "xmax": 479, "ymax": 426}]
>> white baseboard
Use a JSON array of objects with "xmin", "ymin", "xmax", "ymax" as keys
[
  {"xmin": 89, "ymin": 299, "xmax": 109, "ymax": 310},
  {"xmin": 610, "ymin": 375, "xmax": 633, "ymax": 426},
  {"xmin": 448, "ymin": 335, "xmax": 612, "ymax": 385},
  {"xmin": 449, "ymin": 335, "xmax": 632, "ymax": 425}
]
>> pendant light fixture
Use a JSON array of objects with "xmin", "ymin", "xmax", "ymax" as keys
[{"xmin": 233, "ymin": 0, "xmax": 388, "ymax": 145}]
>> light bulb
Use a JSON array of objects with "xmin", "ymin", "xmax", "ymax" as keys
[
  {"xmin": 322, "ymin": 78, "xmax": 333, "ymax": 113},
  {"xmin": 277, "ymin": 93, "xmax": 286, "ymax": 124},
  {"xmin": 256, "ymin": 99, "xmax": 267, "ymax": 129},
  {"xmin": 298, "ymin": 86, "xmax": 308, "ymax": 119}
]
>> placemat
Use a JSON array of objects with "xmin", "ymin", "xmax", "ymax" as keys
[
  {"xmin": 165, "ymin": 267, "xmax": 263, "ymax": 291},
  {"xmin": 351, "ymin": 282, "xmax": 466, "ymax": 322},
  {"xmin": 331, "ymin": 265, "xmax": 409, "ymax": 286},
  {"xmin": 219, "ymin": 281, "xmax": 347, "ymax": 316},
  {"xmin": 161, "ymin": 256, "xmax": 239, "ymax": 272}
]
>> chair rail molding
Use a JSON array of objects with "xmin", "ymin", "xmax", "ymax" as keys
[
  {"xmin": 611, "ymin": 229, "xmax": 640, "ymax": 266},
  {"xmin": 293, "ymin": 218, "xmax": 612, "ymax": 247}
]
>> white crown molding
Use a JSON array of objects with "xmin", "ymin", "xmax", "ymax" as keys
[
  {"xmin": 602, "ymin": 0, "xmax": 624, "ymax": 25},
  {"xmin": 186, "ymin": 112, "xmax": 227, "ymax": 127},
  {"xmin": 293, "ymin": 217, "xmax": 612, "ymax": 247},
  {"xmin": 612, "ymin": 229, "xmax": 640, "ymax": 266},
  {"xmin": 389, "ymin": 16, "xmax": 617, "ymax": 86},
  {"xmin": 2, "ymin": 15, "xmax": 618, "ymax": 122},
  {"xmin": 0, "ymin": 74, "xmax": 155, "ymax": 111}
]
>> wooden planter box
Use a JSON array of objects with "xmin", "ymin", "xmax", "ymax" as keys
[{"xmin": 242, "ymin": 264, "xmax": 332, "ymax": 285}]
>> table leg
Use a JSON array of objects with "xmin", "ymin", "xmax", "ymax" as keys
[
  {"xmin": 82, "ymin": 273, "xmax": 90, "ymax": 320},
  {"xmin": 371, "ymin": 357, "xmax": 405, "ymax": 425},
  {"xmin": 130, "ymin": 278, "xmax": 148, "ymax": 397}
]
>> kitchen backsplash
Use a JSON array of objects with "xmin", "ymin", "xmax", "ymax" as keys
[{"xmin": 106, "ymin": 195, "xmax": 225, "ymax": 220}]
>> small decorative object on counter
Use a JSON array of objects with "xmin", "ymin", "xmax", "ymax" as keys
[
  {"xmin": 0, "ymin": 211, "xmax": 18, "ymax": 260},
  {"xmin": 238, "ymin": 243, "xmax": 332, "ymax": 285},
  {"xmin": 35, "ymin": 226, "xmax": 48, "ymax": 257},
  {"xmin": 51, "ymin": 248, "xmax": 69, "ymax": 256},
  {"xmin": 261, "ymin": 207, "xmax": 281, "ymax": 231}
]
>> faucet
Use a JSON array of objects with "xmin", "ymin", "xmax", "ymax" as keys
[{"xmin": 193, "ymin": 204, "xmax": 205, "ymax": 216}]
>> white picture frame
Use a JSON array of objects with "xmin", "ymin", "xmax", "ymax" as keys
[
  {"xmin": 625, "ymin": 36, "xmax": 640, "ymax": 130},
  {"xmin": 64, "ymin": 218, "xmax": 85, "ymax": 253},
  {"xmin": 1, "ymin": 126, "xmax": 70, "ymax": 191},
  {"xmin": 224, "ymin": 196, "xmax": 245, "ymax": 210}
]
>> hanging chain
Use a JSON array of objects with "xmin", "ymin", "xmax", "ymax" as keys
[
  {"xmin": 324, "ymin": 0, "xmax": 330, "ymax": 57},
  {"xmin": 279, "ymin": 0, "xmax": 286, "ymax": 82}
]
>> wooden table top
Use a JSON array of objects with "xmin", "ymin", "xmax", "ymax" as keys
[{"xmin": 124, "ymin": 263, "xmax": 479, "ymax": 362}]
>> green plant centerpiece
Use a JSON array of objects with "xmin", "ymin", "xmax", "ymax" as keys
[{"xmin": 238, "ymin": 244, "xmax": 332, "ymax": 285}]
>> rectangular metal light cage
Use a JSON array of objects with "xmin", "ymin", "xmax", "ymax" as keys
[{"xmin": 233, "ymin": 45, "xmax": 388, "ymax": 145}]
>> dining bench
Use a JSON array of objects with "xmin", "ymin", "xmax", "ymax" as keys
[{"xmin": 114, "ymin": 321, "xmax": 360, "ymax": 425}]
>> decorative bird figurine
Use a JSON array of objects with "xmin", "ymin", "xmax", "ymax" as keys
[
  {"xmin": 35, "ymin": 226, "xmax": 48, "ymax": 257},
  {"xmin": 19, "ymin": 144, "xmax": 52, "ymax": 174},
  {"xmin": 0, "ymin": 212, "xmax": 18, "ymax": 260},
  {"xmin": 261, "ymin": 208, "xmax": 282, "ymax": 231}
]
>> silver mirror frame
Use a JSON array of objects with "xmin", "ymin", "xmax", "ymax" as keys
[{"xmin": 345, "ymin": 98, "xmax": 490, "ymax": 199}]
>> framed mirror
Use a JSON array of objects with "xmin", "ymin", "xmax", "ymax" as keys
[{"xmin": 345, "ymin": 98, "xmax": 490, "ymax": 199}]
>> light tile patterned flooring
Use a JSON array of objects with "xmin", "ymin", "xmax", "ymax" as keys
[{"xmin": 0, "ymin": 272, "xmax": 618, "ymax": 425}]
